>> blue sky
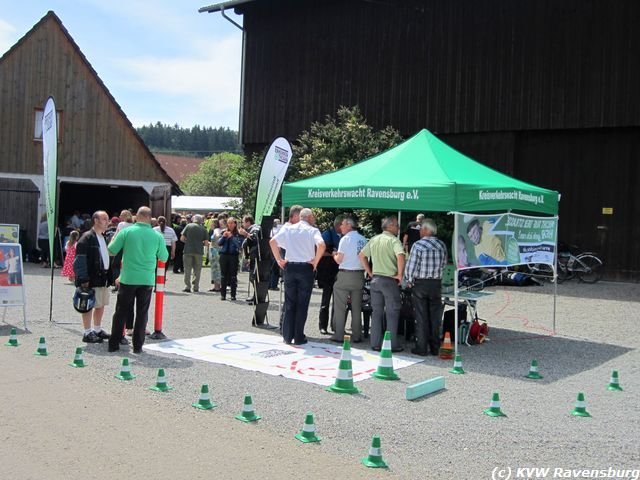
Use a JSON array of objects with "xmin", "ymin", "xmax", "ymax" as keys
[{"xmin": 0, "ymin": 1, "xmax": 243, "ymax": 129}]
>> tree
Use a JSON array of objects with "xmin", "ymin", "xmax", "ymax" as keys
[
  {"xmin": 288, "ymin": 106, "xmax": 403, "ymax": 232},
  {"xmin": 180, "ymin": 152, "xmax": 259, "ymax": 216}
]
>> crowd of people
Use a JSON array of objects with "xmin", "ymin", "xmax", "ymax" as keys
[
  {"xmin": 270, "ymin": 208, "xmax": 449, "ymax": 356},
  {"xmin": 52, "ymin": 206, "xmax": 450, "ymax": 358}
]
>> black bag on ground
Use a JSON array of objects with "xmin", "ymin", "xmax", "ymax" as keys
[{"xmin": 442, "ymin": 304, "xmax": 468, "ymax": 341}]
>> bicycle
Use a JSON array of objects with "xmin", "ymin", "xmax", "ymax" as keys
[{"xmin": 527, "ymin": 243, "xmax": 604, "ymax": 284}]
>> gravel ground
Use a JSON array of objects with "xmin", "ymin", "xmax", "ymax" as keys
[{"xmin": 1, "ymin": 264, "xmax": 639, "ymax": 480}]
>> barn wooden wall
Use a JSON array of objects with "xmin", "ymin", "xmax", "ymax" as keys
[
  {"xmin": 236, "ymin": 0, "xmax": 640, "ymax": 279},
  {"xmin": 239, "ymin": 0, "xmax": 640, "ymax": 143},
  {"xmin": 0, "ymin": 14, "xmax": 169, "ymax": 183}
]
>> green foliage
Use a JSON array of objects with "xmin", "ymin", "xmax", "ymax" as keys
[
  {"xmin": 137, "ymin": 122, "xmax": 240, "ymax": 156},
  {"xmin": 289, "ymin": 106, "xmax": 402, "ymax": 182},
  {"xmin": 289, "ymin": 106, "xmax": 403, "ymax": 231},
  {"xmin": 180, "ymin": 152, "xmax": 259, "ymax": 216}
]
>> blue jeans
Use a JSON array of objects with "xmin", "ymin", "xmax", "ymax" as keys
[{"xmin": 282, "ymin": 263, "xmax": 314, "ymax": 343}]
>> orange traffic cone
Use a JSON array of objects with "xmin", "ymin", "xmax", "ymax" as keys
[{"xmin": 439, "ymin": 332, "xmax": 454, "ymax": 359}]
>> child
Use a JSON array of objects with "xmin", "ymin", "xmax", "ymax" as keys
[{"xmin": 61, "ymin": 230, "xmax": 79, "ymax": 282}]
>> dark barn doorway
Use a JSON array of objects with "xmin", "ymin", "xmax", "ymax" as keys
[{"xmin": 58, "ymin": 182, "xmax": 149, "ymax": 223}]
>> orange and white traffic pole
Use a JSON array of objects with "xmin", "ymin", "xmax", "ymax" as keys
[{"xmin": 150, "ymin": 260, "xmax": 167, "ymax": 340}]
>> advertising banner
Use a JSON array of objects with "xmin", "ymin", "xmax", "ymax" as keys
[
  {"xmin": 0, "ymin": 244, "xmax": 26, "ymax": 307},
  {"xmin": 254, "ymin": 137, "xmax": 293, "ymax": 225},
  {"xmin": 455, "ymin": 213, "xmax": 558, "ymax": 269},
  {"xmin": 0, "ymin": 224, "xmax": 20, "ymax": 244},
  {"xmin": 42, "ymin": 97, "xmax": 58, "ymax": 264}
]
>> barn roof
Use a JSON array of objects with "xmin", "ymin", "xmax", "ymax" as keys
[
  {"xmin": 154, "ymin": 154, "xmax": 207, "ymax": 186},
  {"xmin": 0, "ymin": 11, "xmax": 182, "ymax": 194}
]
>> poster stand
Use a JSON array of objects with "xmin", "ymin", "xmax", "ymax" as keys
[
  {"xmin": 451, "ymin": 212, "xmax": 559, "ymax": 355},
  {"xmin": 0, "ymin": 243, "xmax": 28, "ymax": 332}
]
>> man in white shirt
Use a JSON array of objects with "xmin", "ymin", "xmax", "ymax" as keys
[
  {"xmin": 270, "ymin": 208, "xmax": 325, "ymax": 345},
  {"xmin": 330, "ymin": 217, "xmax": 368, "ymax": 343}
]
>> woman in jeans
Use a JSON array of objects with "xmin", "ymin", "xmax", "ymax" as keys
[{"xmin": 217, "ymin": 217, "xmax": 242, "ymax": 300}]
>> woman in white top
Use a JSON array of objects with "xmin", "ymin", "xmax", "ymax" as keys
[{"xmin": 153, "ymin": 216, "xmax": 177, "ymax": 276}]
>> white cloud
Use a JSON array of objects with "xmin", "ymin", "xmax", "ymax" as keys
[
  {"xmin": 0, "ymin": 18, "xmax": 18, "ymax": 55},
  {"xmin": 113, "ymin": 33, "xmax": 241, "ymax": 128}
]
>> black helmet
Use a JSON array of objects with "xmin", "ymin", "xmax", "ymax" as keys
[{"xmin": 73, "ymin": 287, "xmax": 95, "ymax": 313}]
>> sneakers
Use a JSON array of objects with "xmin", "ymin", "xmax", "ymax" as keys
[
  {"xmin": 82, "ymin": 331, "xmax": 103, "ymax": 343},
  {"xmin": 182, "ymin": 288, "xmax": 191, "ymax": 293},
  {"xmin": 120, "ymin": 337, "xmax": 130, "ymax": 345},
  {"xmin": 94, "ymin": 329, "xmax": 110, "ymax": 340}
]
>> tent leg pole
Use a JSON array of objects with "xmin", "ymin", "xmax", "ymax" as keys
[{"xmin": 453, "ymin": 219, "xmax": 459, "ymax": 357}]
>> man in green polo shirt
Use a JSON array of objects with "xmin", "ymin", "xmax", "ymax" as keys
[
  {"xmin": 107, "ymin": 206, "xmax": 168, "ymax": 353},
  {"xmin": 358, "ymin": 215, "xmax": 405, "ymax": 352}
]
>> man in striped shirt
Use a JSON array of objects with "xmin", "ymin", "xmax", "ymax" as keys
[{"xmin": 403, "ymin": 219, "xmax": 448, "ymax": 356}]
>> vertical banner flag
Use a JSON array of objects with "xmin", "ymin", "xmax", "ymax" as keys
[
  {"xmin": 42, "ymin": 97, "xmax": 58, "ymax": 264},
  {"xmin": 454, "ymin": 212, "xmax": 558, "ymax": 269},
  {"xmin": 254, "ymin": 137, "xmax": 293, "ymax": 225}
]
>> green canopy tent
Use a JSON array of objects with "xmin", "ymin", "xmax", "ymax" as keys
[
  {"xmin": 281, "ymin": 129, "xmax": 560, "ymax": 353},
  {"xmin": 282, "ymin": 129, "xmax": 559, "ymax": 215}
]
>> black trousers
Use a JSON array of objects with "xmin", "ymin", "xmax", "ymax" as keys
[
  {"xmin": 319, "ymin": 285, "xmax": 335, "ymax": 331},
  {"xmin": 282, "ymin": 263, "xmax": 314, "ymax": 343},
  {"xmin": 109, "ymin": 284, "xmax": 153, "ymax": 351},
  {"xmin": 173, "ymin": 242, "xmax": 184, "ymax": 273},
  {"xmin": 219, "ymin": 253, "xmax": 239, "ymax": 298},
  {"xmin": 411, "ymin": 279, "xmax": 444, "ymax": 353}
]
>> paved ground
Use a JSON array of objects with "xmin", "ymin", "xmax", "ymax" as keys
[{"xmin": 1, "ymin": 264, "xmax": 639, "ymax": 480}]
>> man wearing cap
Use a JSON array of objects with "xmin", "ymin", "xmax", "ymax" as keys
[
  {"xmin": 270, "ymin": 208, "xmax": 325, "ymax": 345},
  {"xmin": 107, "ymin": 206, "xmax": 168, "ymax": 353},
  {"xmin": 73, "ymin": 210, "xmax": 112, "ymax": 344}
]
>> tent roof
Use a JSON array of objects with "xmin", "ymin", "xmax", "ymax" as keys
[{"xmin": 282, "ymin": 129, "xmax": 559, "ymax": 215}]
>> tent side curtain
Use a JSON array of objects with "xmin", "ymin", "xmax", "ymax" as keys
[{"xmin": 282, "ymin": 129, "xmax": 559, "ymax": 215}]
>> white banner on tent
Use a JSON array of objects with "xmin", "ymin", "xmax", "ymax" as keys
[
  {"xmin": 254, "ymin": 137, "xmax": 293, "ymax": 225},
  {"xmin": 143, "ymin": 331, "xmax": 419, "ymax": 386},
  {"xmin": 454, "ymin": 212, "xmax": 558, "ymax": 269}
]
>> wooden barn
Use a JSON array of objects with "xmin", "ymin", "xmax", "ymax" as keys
[
  {"xmin": 201, "ymin": 0, "xmax": 640, "ymax": 281},
  {"xmin": 0, "ymin": 11, "xmax": 180, "ymax": 254}
]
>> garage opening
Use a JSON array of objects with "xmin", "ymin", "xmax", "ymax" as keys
[{"xmin": 58, "ymin": 182, "xmax": 150, "ymax": 222}]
